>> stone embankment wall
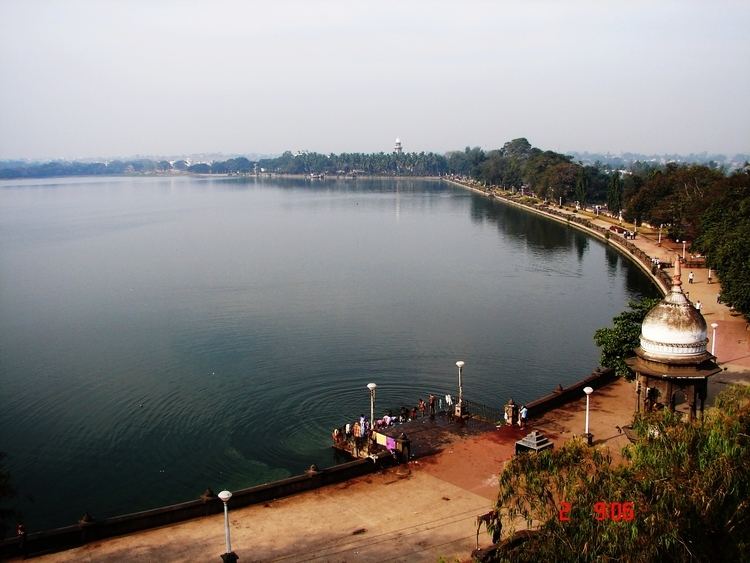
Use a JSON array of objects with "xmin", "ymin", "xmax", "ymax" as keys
[
  {"xmin": 0, "ymin": 457, "xmax": 392, "ymax": 559},
  {"xmin": 443, "ymin": 178, "xmax": 670, "ymax": 297}
]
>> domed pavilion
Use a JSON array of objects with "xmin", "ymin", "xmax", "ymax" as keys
[{"xmin": 626, "ymin": 261, "xmax": 721, "ymax": 420}]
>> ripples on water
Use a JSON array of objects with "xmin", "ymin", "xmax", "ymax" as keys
[{"xmin": 0, "ymin": 176, "xmax": 658, "ymax": 530}]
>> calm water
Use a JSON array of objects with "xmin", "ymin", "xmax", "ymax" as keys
[{"xmin": 0, "ymin": 176, "xmax": 658, "ymax": 531}]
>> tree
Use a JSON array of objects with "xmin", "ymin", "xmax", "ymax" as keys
[
  {"xmin": 607, "ymin": 171, "xmax": 623, "ymax": 215},
  {"xmin": 187, "ymin": 162, "xmax": 211, "ymax": 173},
  {"xmin": 693, "ymin": 168, "xmax": 750, "ymax": 315},
  {"xmin": 485, "ymin": 385, "xmax": 750, "ymax": 562},
  {"xmin": 574, "ymin": 167, "xmax": 588, "ymax": 206},
  {"xmin": 594, "ymin": 298, "xmax": 661, "ymax": 379},
  {"xmin": 501, "ymin": 138, "xmax": 533, "ymax": 161}
]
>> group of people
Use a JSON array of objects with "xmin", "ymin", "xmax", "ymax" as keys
[
  {"xmin": 332, "ymin": 393, "xmax": 459, "ymax": 451},
  {"xmin": 402, "ymin": 393, "xmax": 450, "ymax": 422},
  {"xmin": 502, "ymin": 398, "xmax": 528, "ymax": 428},
  {"xmin": 332, "ymin": 414, "xmax": 374, "ymax": 454}
]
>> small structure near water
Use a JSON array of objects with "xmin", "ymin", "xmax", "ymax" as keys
[{"xmin": 514, "ymin": 431, "xmax": 553, "ymax": 455}]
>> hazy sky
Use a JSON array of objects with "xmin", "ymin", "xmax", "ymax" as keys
[{"xmin": 1, "ymin": 0, "xmax": 748, "ymax": 159}]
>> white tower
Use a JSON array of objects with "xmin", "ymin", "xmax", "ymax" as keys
[{"xmin": 394, "ymin": 138, "xmax": 403, "ymax": 154}]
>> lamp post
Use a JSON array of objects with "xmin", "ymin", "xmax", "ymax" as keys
[
  {"xmin": 658, "ymin": 223, "xmax": 663, "ymax": 245},
  {"xmin": 456, "ymin": 361, "xmax": 465, "ymax": 416},
  {"xmin": 218, "ymin": 490, "xmax": 237, "ymax": 562},
  {"xmin": 583, "ymin": 386, "xmax": 594, "ymax": 445},
  {"xmin": 711, "ymin": 323, "xmax": 719, "ymax": 357},
  {"xmin": 682, "ymin": 240, "xmax": 687, "ymax": 261},
  {"xmin": 367, "ymin": 383, "xmax": 377, "ymax": 430}
]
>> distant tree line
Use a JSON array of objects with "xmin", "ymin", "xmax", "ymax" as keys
[
  {"xmin": 3, "ymin": 140, "xmax": 747, "ymax": 315},
  {"xmin": 445, "ymin": 138, "xmax": 611, "ymax": 203},
  {"xmin": 256, "ymin": 151, "xmax": 449, "ymax": 176},
  {"xmin": 0, "ymin": 152, "xmax": 449, "ymax": 179}
]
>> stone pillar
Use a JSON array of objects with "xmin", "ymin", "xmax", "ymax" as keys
[
  {"xmin": 698, "ymin": 379, "xmax": 707, "ymax": 419},
  {"xmin": 666, "ymin": 381, "xmax": 674, "ymax": 412},
  {"xmin": 688, "ymin": 386, "xmax": 697, "ymax": 422},
  {"xmin": 635, "ymin": 377, "xmax": 642, "ymax": 414}
]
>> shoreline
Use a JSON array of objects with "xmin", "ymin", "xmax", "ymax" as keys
[
  {"xmin": 0, "ymin": 172, "xmax": 443, "ymax": 182},
  {"xmin": 442, "ymin": 177, "xmax": 670, "ymax": 295}
]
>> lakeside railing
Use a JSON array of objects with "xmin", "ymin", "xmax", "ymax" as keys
[{"xmin": 461, "ymin": 399, "xmax": 503, "ymax": 424}]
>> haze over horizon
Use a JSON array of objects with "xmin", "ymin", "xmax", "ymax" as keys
[{"xmin": 1, "ymin": 0, "xmax": 748, "ymax": 160}]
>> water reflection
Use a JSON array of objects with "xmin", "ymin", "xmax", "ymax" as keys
[
  {"xmin": 470, "ymin": 194, "xmax": 581, "ymax": 254},
  {"xmin": 574, "ymin": 235, "xmax": 589, "ymax": 262}
]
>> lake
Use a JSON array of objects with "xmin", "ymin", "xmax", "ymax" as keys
[{"xmin": 0, "ymin": 175, "xmax": 658, "ymax": 531}]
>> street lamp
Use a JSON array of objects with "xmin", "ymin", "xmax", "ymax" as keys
[
  {"xmin": 682, "ymin": 240, "xmax": 687, "ymax": 260},
  {"xmin": 583, "ymin": 386, "xmax": 594, "ymax": 445},
  {"xmin": 367, "ymin": 383, "xmax": 377, "ymax": 430},
  {"xmin": 658, "ymin": 224, "xmax": 663, "ymax": 245},
  {"xmin": 711, "ymin": 323, "xmax": 719, "ymax": 357},
  {"xmin": 456, "ymin": 361, "xmax": 465, "ymax": 416},
  {"xmin": 218, "ymin": 490, "xmax": 237, "ymax": 562}
]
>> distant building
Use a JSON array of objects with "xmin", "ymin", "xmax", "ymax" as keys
[{"xmin": 394, "ymin": 138, "xmax": 403, "ymax": 154}]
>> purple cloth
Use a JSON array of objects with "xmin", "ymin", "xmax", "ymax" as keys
[{"xmin": 386, "ymin": 437, "xmax": 396, "ymax": 451}]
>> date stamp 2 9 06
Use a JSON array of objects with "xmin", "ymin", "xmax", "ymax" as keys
[{"xmin": 558, "ymin": 501, "xmax": 635, "ymax": 522}]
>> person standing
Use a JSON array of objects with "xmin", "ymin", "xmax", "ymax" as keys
[
  {"xmin": 352, "ymin": 421, "xmax": 362, "ymax": 454},
  {"xmin": 689, "ymin": 271, "xmax": 694, "ymax": 284},
  {"xmin": 428, "ymin": 394, "xmax": 436, "ymax": 417},
  {"xmin": 695, "ymin": 300, "xmax": 702, "ymax": 311},
  {"xmin": 519, "ymin": 405, "xmax": 528, "ymax": 428}
]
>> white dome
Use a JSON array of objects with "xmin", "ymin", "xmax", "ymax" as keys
[{"xmin": 639, "ymin": 264, "xmax": 708, "ymax": 361}]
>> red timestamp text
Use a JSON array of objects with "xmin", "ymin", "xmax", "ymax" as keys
[{"xmin": 558, "ymin": 501, "xmax": 635, "ymax": 522}]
